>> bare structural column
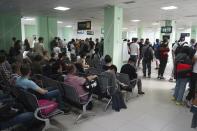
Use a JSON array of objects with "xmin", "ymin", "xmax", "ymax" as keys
[{"xmin": 104, "ymin": 6, "xmax": 123, "ymax": 70}]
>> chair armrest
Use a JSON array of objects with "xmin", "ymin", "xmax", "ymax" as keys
[
  {"xmin": 130, "ymin": 79, "xmax": 137, "ymax": 83},
  {"xmin": 34, "ymin": 104, "xmax": 55, "ymax": 121},
  {"xmin": 79, "ymin": 93, "xmax": 90, "ymax": 99}
]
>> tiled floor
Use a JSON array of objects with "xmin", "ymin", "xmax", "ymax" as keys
[{"xmin": 53, "ymin": 75, "xmax": 196, "ymax": 131}]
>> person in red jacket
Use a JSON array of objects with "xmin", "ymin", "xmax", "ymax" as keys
[{"xmin": 157, "ymin": 39, "xmax": 170, "ymax": 79}]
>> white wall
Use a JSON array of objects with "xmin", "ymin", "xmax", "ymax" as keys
[{"xmin": 58, "ymin": 22, "xmax": 104, "ymax": 41}]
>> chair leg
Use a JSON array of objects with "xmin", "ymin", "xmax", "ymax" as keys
[
  {"xmin": 105, "ymin": 98, "xmax": 112, "ymax": 111},
  {"xmin": 75, "ymin": 105, "xmax": 96, "ymax": 124},
  {"xmin": 42, "ymin": 119, "xmax": 59, "ymax": 131}
]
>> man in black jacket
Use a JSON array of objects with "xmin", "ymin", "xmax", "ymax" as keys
[{"xmin": 120, "ymin": 58, "xmax": 145, "ymax": 95}]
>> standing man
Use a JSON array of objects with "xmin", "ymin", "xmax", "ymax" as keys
[
  {"xmin": 137, "ymin": 39, "xmax": 144, "ymax": 67},
  {"xmin": 142, "ymin": 39, "xmax": 153, "ymax": 78},
  {"xmin": 129, "ymin": 38, "xmax": 139, "ymax": 66},
  {"xmin": 34, "ymin": 37, "xmax": 45, "ymax": 56},
  {"xmin": 153, "ymin": 39, "xmax": 160, "ymax": 69}
]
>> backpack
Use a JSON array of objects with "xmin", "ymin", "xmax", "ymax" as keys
[
  {"xmin": 175, "ymin": 43, "xmax": 186, "ymax": 56},
  {"xmin": 144, "ymin": 46, "xmax": 153, "ymax": 61}
]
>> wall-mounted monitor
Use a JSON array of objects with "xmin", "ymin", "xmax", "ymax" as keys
[
  {"xmin": 78, "ymin": 21, "xmax": 91, "ymax": 30},
  {"xmin": 161, "ymin": 26, "xmax": 172, "ymax": 33},
  {"xmin": 181, "ymin": 33, "xmax": 190, "ymax": 37}
]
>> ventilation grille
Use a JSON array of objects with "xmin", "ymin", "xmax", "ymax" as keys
[{"xmin": 123, "ymin": 1, "xmax": 136, "ymax": 4}]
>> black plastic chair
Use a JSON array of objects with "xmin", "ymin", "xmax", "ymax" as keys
[
  {"xmin": 116, "ymin": 73, "xmax": 138, "ymax": 101},
  {"xmin": 97, "ymin": 73, "xmax": 115, "ymax": 111},
  {"xmin": 14, "ymin": 87, "xmax": 64, "ymax": 131}
]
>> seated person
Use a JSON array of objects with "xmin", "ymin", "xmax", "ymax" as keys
[
  {"xmin": 58, "ymin": 52, "xmax": 70, "ymax": 64},
  {"xmin": 64, "ymin": 64, "xmax": 97, "ymax": 101},
  {"xmin": 15, "ymin": 64, "xmax": 67, "ymax": 112},
  {"xmin": 50, "ymin": 61, "xmax": 65, "ymax": 81},
  {"xmin": 102, "ymin": 55, "xmax": 112, "ymax": 71},
  {"xmin": 102, "ymin": 65, "xmax": 127, "ymax": 111},
  {"xmin": 31, "ymin": 54, "xmax": 43, "ymax": 75},
  {"xmin": 0, "ymin": 52, "xmax": 12, "ymax": 82},
  {"xmin": 78, "ymin": 52, "xmax": 90, "ymax": 68},
  {"xmin": 10, "ymin": 62, "xmax": 21, "ymax": 86},
  {"xmin": 43, "ymin": 50, "xmax": 50, "ymax": 62},
  {"xmin": 49, "ymin": 52, "xmax": 57, "ymax": 63},
  {"xmin": 120, "ymin": 58, "xmax": 145, "ymax": 95}
]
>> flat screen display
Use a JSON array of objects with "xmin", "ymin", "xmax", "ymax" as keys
[{"xmin": 78, "ymin": 21, "xmax": 91, "ymax": 30}]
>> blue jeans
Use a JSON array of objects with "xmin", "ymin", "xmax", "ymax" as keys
[
  {"xmin": 43, "ymin": 89, "xmax": 65, "ymax": 109},
  {"xmin": 0, "ymin": 112, "xmax": 34, "ymax": 130},
  {"xmin": 173, "ymin": 78, "xmax": 189, "ymax": 102}
]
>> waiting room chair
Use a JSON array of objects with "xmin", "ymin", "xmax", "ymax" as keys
[
  {"xmin": 14, "ymin": 87, "xmax": 64, "ymax": 131},
  {"xmin": 97, "ymin": 74, "xmax": 114, "ymax": 111},
  {"xmin": 85, "ymin": 67, "xmax": 102, "ymax": 75},
  {"xmin": 61, "ymin": 83, "xmax": 95, "ymax": 124},
  {"xmin": 116, "ymin": 73, "xmax": 138, "ymax": 101}
]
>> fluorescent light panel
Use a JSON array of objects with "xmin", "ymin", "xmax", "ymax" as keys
[
  {"xmin": 178, "ymin": 28, "xmax": 184, "ymax": 30},
  {"xmin": 161, "ymin": 6, "xmax": 178, "ymax": 10},
  {"xmin": 54, "ymin": 6, "xmax": 70, "ymax": 11},
  {"xmin": 65, "ymin": 25, "xmax": 72, "ymax": 28},
  {"xmin": 122, "ymin": 27, "xmax": 128, "ymax": 30},
  {"xmin": 57, "ymin": 21, "xmax": 63, "ymax": 24},
  {"xmin": 152, "ymin": 22, "xmax": 159, "ymax": 25},
  {"xmin": 23, "ymin": 17, "xmax": 35, "ymax": 21},
  {"xmin": 131, "ymin": 19, "xmax": 141, "ymax": 22}
]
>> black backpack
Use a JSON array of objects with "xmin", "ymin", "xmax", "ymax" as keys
[
  {"xmin": 175, "ymin": 43, "xmax": 186, "ymax": 56},
  {"xmin": 144, "ymin": 46, "xmax": 153, "ymax": 61}
]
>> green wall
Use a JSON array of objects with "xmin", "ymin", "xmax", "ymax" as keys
[
  {"xmin": 63, "ymin": 27, "xmax": 73, "ymax": 41},
  {"xmin": 37, "ymin": 16, "xmax": 57, "ymax": 51},
  {"xmin": 0, "ymin": 15, "xmax": 22, "ymax": 51},
  {"xmin": 24, "ymin": 25, "xmax": 36, "ymax": 39}
]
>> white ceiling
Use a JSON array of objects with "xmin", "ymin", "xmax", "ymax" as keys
[{"xmin": 1, "ymin": 0, "xmax": 197, "ymax": 28}]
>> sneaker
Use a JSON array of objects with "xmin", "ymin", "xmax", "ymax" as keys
[
  {"xmin": 157, "ymin": 75, "xmax": 161, "ymax": 79},
  {"xmin": 176, "ymin": 101, "xmax": 183, "ymax": 106},
  {"xmin": 148, "ymin": 75, "xmax": 151, "ymax": 78},
  {"xmin": 138, "ymin": 91, "xmax": 145, "ymax": 95},
  {"xmin": 160, "ymin": 76, "xmax": 165, "ymax": 80},
  {"xmin": 143, "ymin": 75, "xmax": 146, "ymax": 78},
  {"xmin": 169, "ymin": 78, "xmax": 173, "ymax": 82}
]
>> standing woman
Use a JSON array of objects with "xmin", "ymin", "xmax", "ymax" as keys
[{"xmin": 158, "ymin": 39, "xmax": 170, "ymax": 79}]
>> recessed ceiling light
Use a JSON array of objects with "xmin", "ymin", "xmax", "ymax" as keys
[
  {"xmin": 22, "ymin": 17, "xmax": 35, "ymax": 21},
  {"xmin": 122, "ymin": 27, "xmax": 128, "ymax": 30},
  {"xmin": 54, "ymin": 6, "xmax": 70, "ymax": 11},
  {"xmin": 178, "ymin": 27, "xmax": 184, "ymax": 30},
  {"xmin": 65, "ymin": 25, "xmax": 72, "ymax": 28},
  {"xmin": 161, "ymin": 6, "xmax": 178, "ymax": 10},
  {"xmin": 131, "ymin": 20, "xmax": 141, "ymax": 22},
  {"xmin": 152, "ymin": 22, "xmax": 159, "ymax": 25},
  {"xmin": 57, "ymin": 21, "xmax": 63, "ymax": 24}
]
